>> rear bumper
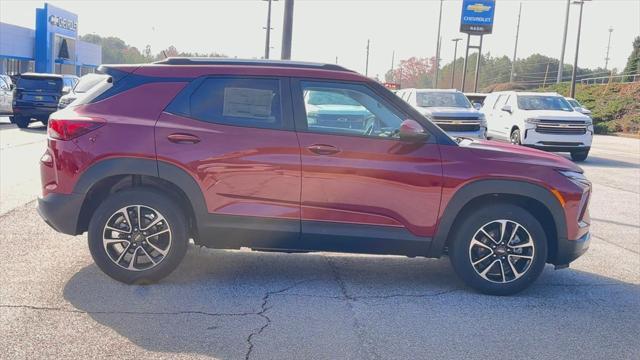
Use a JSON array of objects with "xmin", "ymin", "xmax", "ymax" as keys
[
  {"xmin": 13, "ymin": 105, "xmax": 57, "ymax": 119},
  {"xmin": 551, "ymin": 232, "xmax": 591, "ymax": 266},
  {"xmin": 37, "ymin": 192, "xmax": 84, "ymax": 235}
]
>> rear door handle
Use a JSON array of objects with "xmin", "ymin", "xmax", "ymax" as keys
[
  {"xmin": 167, "ymin": 133, "xmax": 200, "ymax": 144},
  {"xmin": 307, "ymin": 144, "xmax": 340, "ymax": 155}
]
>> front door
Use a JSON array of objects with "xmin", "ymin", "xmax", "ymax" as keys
[
  {"xmin": 292, "ymin": 79, "xmax": 443, "ymax": 256},
  {"xmin": 155, "ymin": 76, "xmax": 301, "ymax": 249}
]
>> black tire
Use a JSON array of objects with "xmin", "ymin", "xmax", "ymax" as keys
[
  {"xmin": 8, "ymin": 116, "xmax": 16, "ymax": 124},
  {"xmin": 449, "ymin": 203, "xmax": 548, "ymax": 296},
  {"xmin": 14, "ymin": 116, "xmax": 30, "ymax": 129},
  {"xmin": 570, "ymin": 150, "xmax": 589, "ymax": 162},
  {"xmin": 510, "ymin": 128, "xmax": 521, "ymax": 145},
  {"xmin": 88, "ymin": 188, "xmax": 189, "ymax": 284}
]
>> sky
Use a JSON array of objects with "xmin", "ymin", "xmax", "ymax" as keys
[{"xmin": 1, "ymin": 0, "xmax": 639, "ymax": 79}]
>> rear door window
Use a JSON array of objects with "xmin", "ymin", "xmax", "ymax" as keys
[
  {"xmin": 188, "ymin": 78, "xmax": 283, "ymax": 129},
  {"xmin": 17, "ymin": 77, "xmax": 62, "ymax": 92}
]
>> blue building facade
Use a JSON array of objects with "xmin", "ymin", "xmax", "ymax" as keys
[{"xmin": 0, "ymin": 3, "xmax": 101, "ymax": 75}]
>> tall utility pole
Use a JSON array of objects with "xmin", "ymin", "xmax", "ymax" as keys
[
  {"xmin": 434, "ymin": 0, "xmax": 444, "ymax": 88},
  {"xmin": 391, "ymin": 50, "xmax": 395, "ymax": 77},
  {"xmin": 473, "ymin": 35, "xmax": 484, "ymax": 92},
  {"xmin": 542, "ymin": 61, "xmax": 551, "ymax": 88},
  {"xmin": 570, "ymin": 0, "xmax": 590, "ymax": 98},
  {"xmin": 604, "ymin": 27, "xmax": 614, "ymax": 71},
  {"xmin": 557, "ymin": 0, "xmax": 571, "ymax": 83},
  {"xmin": 365, "ymin": 39, "xmax": 370, "ymax": 76},
  {"xmin": 451, "ymin": 38, "xmax": 462, "ymax": 89},
  {"xmin": 263, "ymin": 0, "xmax": 275, "ymax": 59},
  {"xmin": 280, "ymin": 0, "xmax": 294, "ymax": 60},
  {"xmin": 510, "ymin": 3, "xmax": 522, "ymax": 83}
]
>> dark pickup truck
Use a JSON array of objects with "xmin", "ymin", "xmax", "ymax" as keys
[{"xmin": 11, "ymin": 73, "xmax": 65, "ymax": 128}]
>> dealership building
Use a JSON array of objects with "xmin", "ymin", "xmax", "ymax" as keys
[{"xmin": 0, "ymin": 3, "xmax": 101, "ymax": 76}]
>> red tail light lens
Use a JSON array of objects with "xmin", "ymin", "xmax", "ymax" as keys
[{"xmin": 48, "ymin": 117, "xmax": 105, "ymax": 140}]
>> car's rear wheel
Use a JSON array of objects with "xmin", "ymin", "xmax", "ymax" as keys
[
  {"xmin": 570, "ymin": 150, "xmax": 589, "ymax": 162},
  {"xmin": 14, "ymin": 116, "xmax": 30, "ymax": 129},
  {"xmin": 449, "ymin": 203, "xmax": 547, "ymax": 295},
  {"xmin": 510, "ymin": 128, "xmax": 521, "ymax": 145},
  {"xmin": 88, "ymin": 188, "xmax": 188, "ymax": 284}
]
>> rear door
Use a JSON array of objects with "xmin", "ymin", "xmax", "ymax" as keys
[
  {"xmin": 292, "ymin": 79, "xmax": 443, "ymax": 256},
  {"xmin": 156, "ymin": 76, "xmax": 301, "ymax": 249}
]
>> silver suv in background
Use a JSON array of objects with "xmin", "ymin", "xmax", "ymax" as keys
[
  {"xmin": 397, "ymin": 88, "xmax": 487, "ymax": 139},
  {"xmin": 482, "ymin": 91, "xmax": 593, "ymax": 161},
  {"xmin": 0, "ymin": 74, "xmax": 14, "ymax": 115},
  {"xmin": 566, "ymin": 97, "xmax": 592, "ymax": 116},
  {"xmin": 59, "ymin": 73, "xmax": 108, "ymax": 109}
]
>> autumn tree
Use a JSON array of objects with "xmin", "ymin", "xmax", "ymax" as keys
[{"xmin": 388, "ymin": 57, "xmax": 436, "ymax": 88}]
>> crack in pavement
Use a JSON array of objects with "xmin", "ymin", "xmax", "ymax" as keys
[
  {"xmin": 244, "ymin": 279, "xmax": 317, "ymax": 360},
  {"xmin": 592, "ymin": 234, "xmax": 640, "ymax": 255},
  {"xmin": 0, "ymin": 304, "xmax": 258, "ymax": 318}
]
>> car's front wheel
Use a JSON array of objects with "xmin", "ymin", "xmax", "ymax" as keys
[
  {"xmin": 88, "ymin": 188, "xmax": 188, "ymax": 284},
  {"xmin": 449, "ymin": 203, "xmax": 547, "ymax": 295},
  {"xmin": 510, "ymin": 128, "xmax": 521, "ymax": 145}
]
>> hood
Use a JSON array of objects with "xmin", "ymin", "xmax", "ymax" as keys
[
  {"xmin": 419, "ymin": 107, "xmax": 480, "ymax": 117},
  {"xmin": 460, "ymin": 138, "xmax": 582, "ymax": 172},
  {"xmin": 521, "ymin": 109, "xmax": 590, "ymax": 121}
]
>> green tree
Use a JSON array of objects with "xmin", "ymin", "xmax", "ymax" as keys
[{"xmin": 623, "ymin": 36, "xmax": 640, "ymax": 81}]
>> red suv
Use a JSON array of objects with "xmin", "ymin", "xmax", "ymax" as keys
[{"xmin": 38, "ymin": 58, "xmax": 591, "ymax": 295}]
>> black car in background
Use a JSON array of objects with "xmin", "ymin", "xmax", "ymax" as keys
[{"xmin": 11, "ymin": 73, "xmax": 67, "ymax": 128}]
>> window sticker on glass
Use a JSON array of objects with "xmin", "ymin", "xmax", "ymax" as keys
[{"xmin": 223, "ymin": 87, "xmax": 275, "ymax": 121}]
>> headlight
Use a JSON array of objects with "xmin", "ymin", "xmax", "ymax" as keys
[
  {"xmin": 524, "ymin": 118, "xmax": 539, "ymax": 124},
  {"xmin": 478, "ymin": 113, "xmax": 486, "ymax": 127},
  {"xmin": 557, "ymin": 170, "xmax": 591, "ymax": 188}
]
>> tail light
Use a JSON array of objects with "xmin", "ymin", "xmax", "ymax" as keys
[{"xmin": 48, "ymin": 117, "xmax": 105, "ymax": 140}]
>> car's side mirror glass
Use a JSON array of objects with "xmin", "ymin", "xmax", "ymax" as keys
[
  {"xmin": 399, "ymin": 119, "xmax": 429, "ymax": 142},
  {"xmin": 501, "ymin": 105, "xmax": 512, "ymax": 113}
]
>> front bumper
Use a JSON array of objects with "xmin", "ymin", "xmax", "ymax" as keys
[
  {"xmin": 37, "ymin": 192, "xmax": 84, "ymax": 235},
  {"xmin": 550, "ymin": 232, "xmax": 591, "ymax": 266},
  {"xmin": 522, "ymin": 127, "xmax": 593, "ymax": 152},
  {"xmin": 444, "ymin": 128, "xmax": 487, "ymax": 140}
]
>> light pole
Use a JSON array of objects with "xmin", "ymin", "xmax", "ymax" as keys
[
  {"xmin": 510, "ymin": 3, "xmax": 522, "ymax": 83},
  {"xmin": 434, "ymin": 0, "xmax": 443, "ymax": 88},
  {"xmin": 557, "ymin": 0, "xmax": 571, "ymax": 83},
  {"xmin": 451, "ymin": 38, "xmax": 462, "ymax": 89},
  {"xmin": 365, "ymin": 39, "xmax": 370, "ymax": 76},
  {"xmin": 570, "ymin": 0, "xmax": 590, "ymax": 98},
  {"xmin": 263, "ymin": 0, "xmax": 276, "ymax": 59},
  {"xmin": 604, "ymin": 27, "xmax": 614, "ymax": 71},
  {"xmin": 281, "ymin": 0, "xmax": 294, "ymax": 60}
]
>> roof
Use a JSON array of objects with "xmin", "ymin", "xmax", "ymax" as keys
[
  {"xmin": 19, "ymin": 72, "xmax": 63, "ymax": 79},
  {"xmin": 400, "ymin": 88, "xmax": 461, "ymax": 93},
  {"xmin": 490, "ymin": 91, "xmax": 561, "ymax": 96},
  {"xmin": 464, "ymin": 92, "xmax": 489, "ymax": 96},
  {"xmin": 153, "ymin": 57, "xmax": 354, "ymax": 72}
]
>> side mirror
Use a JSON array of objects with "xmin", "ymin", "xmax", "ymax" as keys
[
  {"xmin": 399, "ymin": 119, "xmax": 429, "ymax": 142},
  {"xmin": 473, "ymin": 102, "xmax": 482, "ymax": 110},
  {"xmin": 501, "ymin": 105, "xmax": 512, "ymax": 113}
]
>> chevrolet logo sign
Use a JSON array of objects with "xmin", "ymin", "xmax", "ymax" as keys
[{"xmin": 467, "ymin": 3, "xmax": 491, "ymax": 13}]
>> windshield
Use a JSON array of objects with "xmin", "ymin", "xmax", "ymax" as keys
[
  {"xmin": 307, "ymin": 91, "xmax": 361, "ymax": 106},
  {"xmin": 517, "ymin": 95, "xmax": 574, "ymax": 111},
  {"xmin": 17, "ymin": 77, "xmax": 62, "ymax": 92},
  {"xmin": 74, "ymin": 74, "xmax": 108, "ymax": 93},
  {"xmin": 567, "ymin": 99, "xmax": 581, "ymax": 108},
  {"xmin": 416, "ymin": 92, "xmax": 471, "ymax": 108}
]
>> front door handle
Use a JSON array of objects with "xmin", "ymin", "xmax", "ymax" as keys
[
  {"xmin": 307, "ymin": 144, "xmax": 340, "ymax": 155},
  {"xmin": 167, "ymin": 133, "xmax": 200, "ymax": 144}
]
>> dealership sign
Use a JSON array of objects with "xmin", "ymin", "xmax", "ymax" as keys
[
  {"xmin": 48, "ymin": 15, "xmax": 77, "ymax": 32},
  {"xmin": 460, "ymin": 0, "xmax": 496, "ymax": 34}
]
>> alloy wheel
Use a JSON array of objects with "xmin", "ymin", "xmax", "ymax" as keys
[
  {"xmin": 102, "ymin": 205, "xmax": 172, "ymax": 271},
  {"xmin": 468, "ymin": 219, "xmax": 535, "ymax": 283}
]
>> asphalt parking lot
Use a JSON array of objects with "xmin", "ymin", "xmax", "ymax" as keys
[{"xmin": 1, "ymin": 120, "xmax": 639, "ymax": 360}]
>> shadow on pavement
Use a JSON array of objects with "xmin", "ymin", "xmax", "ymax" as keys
[
  {"xmin": 63, "ymin": 247, "xmax": 640, "ymax": 359},
  {"xmin": 561, "ymin": 154, "xmax": 640, "ymax": 169}
]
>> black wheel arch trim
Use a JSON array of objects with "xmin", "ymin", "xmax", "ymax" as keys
[
  {"xmin": 73, "ymin": 157, "xmax": 209, "ymax": 231},
  {"xmin": 428, "ymin": 179, "xmax": 567, "ymax": 257}
]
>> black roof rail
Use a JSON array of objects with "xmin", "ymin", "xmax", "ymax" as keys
[{"xmin": 152, "ymin": 57, "xmax": 355, "ymax": 72}]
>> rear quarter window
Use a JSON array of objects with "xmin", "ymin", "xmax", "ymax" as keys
[{"xmin": 173, "ymin": 77, "xmax": 283, "ymax": 130}]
